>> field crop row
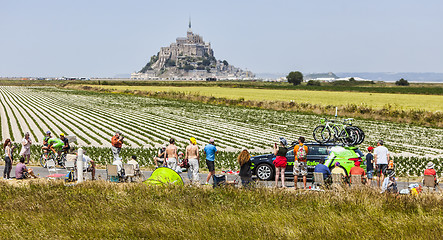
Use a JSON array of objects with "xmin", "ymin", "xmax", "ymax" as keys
[{"xmin": 0, "ymin": 86, "xmax": 441, "ymax": 174}]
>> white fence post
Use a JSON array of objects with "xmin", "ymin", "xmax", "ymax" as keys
[{"xmin": 77, "ymin": 148, "xmax": 84, "ymax": 183}]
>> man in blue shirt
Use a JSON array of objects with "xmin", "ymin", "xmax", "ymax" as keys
[
  {"xmin": 314, "ymin": 159, "xmax": 331, "ymax": 180},
  {"xmin": 204, "ymin": 138, "xmax": 218, "ymax": 185}
]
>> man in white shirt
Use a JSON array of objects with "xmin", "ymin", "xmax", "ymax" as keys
[{"xmin": 374, "ymin": 140, "xmax": 390, "ymax": 188}]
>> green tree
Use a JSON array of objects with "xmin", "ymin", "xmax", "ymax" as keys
[
  {"xmin": 286, "ymin": 71, "xmax": 303, "ymax": 86},
  {"xmin": 349, "ymin": 77, "xmax": 356, "ymax": 82},
  {"xmin": 395, "ymin": 78, "xmax": 409, "ymax": 86},
  {"xmin": 307, "ymin": 80, "xmax": 321, "ymax": 86}
]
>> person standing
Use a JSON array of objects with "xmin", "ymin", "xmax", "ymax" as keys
[
  {"xmin": 19, "ymin": 132, "xmax": 32, "ymax": 164},
  {"xmin": 366, "ymin": 146, "xmax": 374, "ymax": 186},
  {"xmin": 374, "ymin": 140, "xmax": 390, "ymax": 188},
  {"xmin": 293, "ymin": 136, "xmax": 308, "ymax": 190},
  {"xmin": 273, "ymin": 138, "xmax": 288, "ymax": 188},
  {"xmin": 204, "ymin": 138, "xmax": 218, "ymax": 185},
  {"xmin": 185, "ymin": 137, "xmax": 200, "ymax": 184},
  {"xmin": 3, "ymin": 139, "xmax": 13, "ymax": 179},
  {"xmin": 111, "ymin": 132, "xmax": 124, "ymax": 161},
  {"xmin": 60, "ymin": 133, "xmax": 70, "ymax": 153},
  {"xmin": 165, "ymin": 138, "xmax": 178, "ymax": 170},
  {"xmin": 238, "ymin": 148, "xmax": 253, "ymax": 188}
]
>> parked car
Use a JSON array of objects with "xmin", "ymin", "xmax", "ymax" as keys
[{"xmin": 250, "ymin": 142, "xmax": 365, "ymax": 181}]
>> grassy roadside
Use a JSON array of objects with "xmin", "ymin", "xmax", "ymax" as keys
[
  {"xmin": 0, "ymin": 181, "xmax": 441, "ymax": 239},
  {"xmin": 67, "ymin": 85, "xmax": 443, "ymax": 128}
]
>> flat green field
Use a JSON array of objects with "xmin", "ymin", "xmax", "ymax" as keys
[{"xmin": 89, "ymin": 85, "xmax": 443, "ymax": 112}]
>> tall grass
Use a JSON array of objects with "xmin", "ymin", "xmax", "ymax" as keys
[{"xmin": 0, "ymin": 181, "xmax": 441, "ymax": 239}]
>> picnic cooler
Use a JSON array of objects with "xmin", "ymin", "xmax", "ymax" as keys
[{"xmin": 213, "ymin": 174, "xmax": 226, "ymax": 188}]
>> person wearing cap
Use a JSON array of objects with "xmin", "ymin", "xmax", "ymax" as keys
[
  {"xmin": 154, "ymin": 144, "xmax": 167, "ymax": 168},
  {"xmin": 60, "ymin": 133, "xmax": 70, "ymax": 154},
  {"xmin": 41, "ymin": 131, "xmax": 52, "ymax": 154},
  {"xmin": 111, "ymin": 132, "xmax": 124, "ymax": 161},
  {"xmin": 273, "ymin": 137, "xmax": 288, "ymax": 188},
  {"xmin": 424, "ymin": 162, "xmax": 438, "ymax": 185},
  {"xmin": 204, "ymin": 138, "xmax": 218, "ymax": 185},
  {"xmin": 19, "ymin": 132, "xmax": 32, "ymax": 164},
  {"xmin": 331, "ymin": 162, "xmax": 347, "ymax": 183},
  {"xmin": 349, "ymin": 161, "xmax": 366, "ymax": 184},
  {"xmin": 185, "ymin": 137, "xmax": 200, "ymax": 183},
  {"xmin": 374, "ymin": 140, "xmax": 390, "ymax": 188},
  {"xmin": 293, "ymin": 136, "xmax": 308, "ymax": 190},
  {"xmin": 381, "ymin": 170, "xmax": 397, "ymax": 193},
  {"xmin": 165, "ymin": 138, "xmax": 178, "ymax": 171},
  {"xmin": 366, "ymin": 146, "xmax": 375, "ymax": 186}
]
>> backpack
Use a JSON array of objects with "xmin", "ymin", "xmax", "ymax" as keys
[
  {"xmin": 65, "ymin": 171, "xmax": 75, "ymax": 182},
  {"xmin": 296, "ymin": 144, "xmax": 307, "ymax": 161}
]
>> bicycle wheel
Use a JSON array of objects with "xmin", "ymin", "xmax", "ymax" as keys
[
  {"xmin": 340, "ymin": 128, "xmax": 359, "ymax": 146},
  {"xmin": 39, "ymin": 153, "xmax": 48, "ymax": 168},
  {"xmin": 313, "ymin": 125, "xmax": 331, "ymax": 143},
  {"xmin": 346, "ymin": 126, "xmax": 361, "ymax": 145},
  {"xmin": 354, "ymin": 126, "xmax": 365, "ymax": 145},
  {"xmin": 58, "ymin": 154, "xmax": 67, "ymax": 168}
]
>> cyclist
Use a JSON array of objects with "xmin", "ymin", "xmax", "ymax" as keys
[
  {"xmin": 41, "ymin": 131, "xmax": 52, "ymax": 154},
  {"xmin": 48, "ymin": 137, "xmax": 64, "ymax": 157},
  {"xmin": 60, "ymin": 133, "xmax": 70, "ymax": 153}
]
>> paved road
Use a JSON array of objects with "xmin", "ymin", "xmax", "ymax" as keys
[{"xmin": 1, "ymin": 165, "xmax": 436, "ymax": 192}]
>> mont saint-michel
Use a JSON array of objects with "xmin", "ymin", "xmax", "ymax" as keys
[{"xmin": 131, "ymin": 21, "xmax": 254, "ymax": 80}]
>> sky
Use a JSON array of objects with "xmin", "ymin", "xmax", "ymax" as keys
[{"xmin": 1, "ymin": 0, "xmax": 442, "ymax": 77}]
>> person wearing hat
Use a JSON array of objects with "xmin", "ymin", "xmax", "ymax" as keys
[
  {"xmin": 60, "ymin": 133, "xmax": 70, "ymax": 154},
  {"xmin": 204, "ymin": 138, "xmax": 218, "ymax": 185},
  {"xmin": 374, "ymin": 140, "xmax": 390, "ymax": 188},
  {"xmin": 111, "ymin": 132, "xmax": 124, "ymax": 161},
  {"xmin": 273, "ymin": 137, "xmax": 288, "ymax": 188},
  {"xmin": 366, "ymin": 146, "xmax": 375, "ymax": 186},
  {"xmin": 293, "ymin": 136, "xmax": 308, "ymax": 190},
  {"xmin": 424, "ymin": 162, "xmax": 438, "ymax": 185},
  {"xmin": 185, "ymin": 137, "xmax": 200, "ymax": 183},
  {"xmin": 41, "ymin": 131, "xmax": 52, "ymax": 154},
  {"xmin": 349, "ymin": 161, "xmax": 366, "ymax": 184}
]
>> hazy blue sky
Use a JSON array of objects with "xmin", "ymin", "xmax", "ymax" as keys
[{"xmin": 1, "ymin": 0, "xmax": 442, "ymax": 77}]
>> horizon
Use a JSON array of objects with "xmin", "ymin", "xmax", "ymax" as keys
[{"xmin": 1, "ymin": 0, "xmax": 442, "ymax": 77}]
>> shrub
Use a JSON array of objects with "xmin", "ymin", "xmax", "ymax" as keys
[{"xmin": 396, "ymin": 78, "xmax": 410, "ymax": 86}]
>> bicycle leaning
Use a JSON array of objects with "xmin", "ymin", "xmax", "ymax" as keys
[{"xmin": 313, "ymin": 118, "xmax": 365, "ymax": 146}]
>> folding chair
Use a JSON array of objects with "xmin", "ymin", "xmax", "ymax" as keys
[
  {"xmin": 107, "ymin": 165, "xmax": 119, "ymax": 182},
  {"xmin": 331, "ymin": 173, "xmax": 343, "ymax": 186},
  {"xmin": 350, "ymin": 175, "xmax": 363, "ymax": 187},
  {"xmin": 46, "ymin": 160, "xmax": 58, "ymax": 180},
  {"xmin": 423, "ymin": 175, "xmax": 436, "ymax": 192},
  {"xmin": 123, "ymin": 164, "xmax": 135, "ymax": 182},
  {"xmin": 313, "ymin": 172, "xmax": 325, "ymax": 189}
]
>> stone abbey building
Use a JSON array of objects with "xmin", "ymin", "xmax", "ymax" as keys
[{"xmin": 131, "ymin": 21, "xmax": 254, "ymax": 80}]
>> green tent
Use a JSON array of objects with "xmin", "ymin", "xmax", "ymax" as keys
[{"xmin": 144, "ymin": 167, "xmax": 184, "ymax": 186}]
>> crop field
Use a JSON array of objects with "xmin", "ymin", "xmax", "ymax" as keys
[
  {"xmin": 86, "ymin": 85, "xmax": 443, "ymax": 112},
  {"xmin": 0, "ymin": 86, "xmax": 442, "ymax": 176}
]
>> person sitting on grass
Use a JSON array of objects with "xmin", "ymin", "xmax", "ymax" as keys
[
  {"xmin": 349, "ymin": 161, "xmax": 366, "ymax": 184},
  {"xmin": 15, "ymin": 156, "xmax": 38, "ymax": 179},
  {"xmin": 314, "ymin": 158, "xmax": 331, "ymax": 183},
  {"xmin": 424, "ymin": 161, "xmax": 438, "ymax": 185}
]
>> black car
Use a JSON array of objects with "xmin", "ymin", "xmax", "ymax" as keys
[{"xmin": 251, "ymin": 142, "xmax": 338, "ymax": 181}]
